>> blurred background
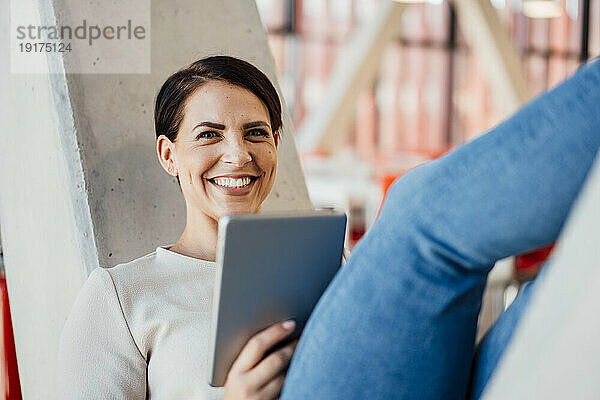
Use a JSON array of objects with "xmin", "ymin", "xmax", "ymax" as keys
[
  {"xmin": 0, "ymin": 0, "xmax": 598, "ymax": 397},
  {"xmin": 257, "ymin": 0, "xmax": 599, "ymax": 243},
  {"xmin": 255, "ymin": 0, "xmax": 599, "ymax": 339}
]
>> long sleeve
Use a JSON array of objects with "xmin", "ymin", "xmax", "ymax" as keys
[{"xmin": 56, "ymin": 267, "xmax": 147, "ymax": 399}]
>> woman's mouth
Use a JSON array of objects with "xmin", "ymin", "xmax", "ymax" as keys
[
  {"xmin": 207, "ymin": 175, "xmax": 258, "ymax": 196},
  {"xmin": 212, "ymin": 176, "xmax": 253, "ymax": 188}
]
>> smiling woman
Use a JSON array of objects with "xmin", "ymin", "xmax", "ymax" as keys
[
  {"xmin": 56, "ymin": 56, "xmax": 297, "ymax": 400},
  {"xmin": 157, "ymin": 78, "xmax": 279, "ymax": 261}
]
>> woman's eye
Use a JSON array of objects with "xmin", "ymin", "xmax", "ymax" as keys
[
  {"xmin": 246, "ymin": 129, "xmax": 270, "ymax": 138},
  {"xmin": 196, "ymin": 131, "xmax": 220, "ymax": 140}
]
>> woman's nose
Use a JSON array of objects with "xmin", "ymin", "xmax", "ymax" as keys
[{"xmin": 221, "ymin": 139, "xmax": 252, "ymax": 167}]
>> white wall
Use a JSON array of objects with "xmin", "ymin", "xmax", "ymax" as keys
[
  {"xmin": 0, "ymin": 0, "xmax": 311, "ymax": 397},
  {"xmin": 484, "ymin": 154, "xmax": 600, "ymax": 398}
]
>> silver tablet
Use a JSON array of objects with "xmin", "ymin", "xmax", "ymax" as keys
[{"xmin": 207, "ymin": 210, "xmax": 347, "ymax": 387}]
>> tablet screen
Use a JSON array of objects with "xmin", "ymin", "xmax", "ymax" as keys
[{"xmin": 207, "ymin": 210, "xmax": 347, "ymax": 386}]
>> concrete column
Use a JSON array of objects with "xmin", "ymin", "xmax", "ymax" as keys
[{"xmin": 0, "ymin": 0, "xmax": 311, "ymax": 397}]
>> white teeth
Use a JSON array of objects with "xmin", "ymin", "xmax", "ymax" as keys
[{"xmin": 213, "ymin": 177, "xmax": 252, "ymax": 188}]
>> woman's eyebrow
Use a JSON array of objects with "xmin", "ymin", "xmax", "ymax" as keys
[
  {"xmin": 193, "ymin": 121, "xmax": 226, "ymax": 130},
  {"xmin": 243, "ymin": 121, "xmax": 271, "ymax": 130}
]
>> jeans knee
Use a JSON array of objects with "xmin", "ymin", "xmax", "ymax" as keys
[
  {"xmin": 377, "ymin": 160, "xmax": 487, "ymax": 276},
  {"xmin": 382, "ymin": 162, "xmax": 440, "ymax": 235}
]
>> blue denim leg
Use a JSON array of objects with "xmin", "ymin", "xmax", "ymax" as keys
[
  {"xmin": 469, "ymin": 274, "xmax": 540, "ymax": 399},
  {"xmin": 282, "ymin": 60, "xmax": 600, "ymax": 400}
]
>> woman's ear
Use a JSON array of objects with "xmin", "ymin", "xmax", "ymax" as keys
[
  {"xmin": 274, "ymin": 131, "xmax": 279, "ymax": 149},
  {"xmin": 156, "ymin": 135, "xmax": 178, "ymax": 177}
]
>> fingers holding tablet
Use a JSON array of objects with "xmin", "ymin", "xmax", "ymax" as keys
[
  {"xmin": 230, "ymin": 320, "xmax": 296, "ymax": 373},
  {"xmin": 208, "ymin": 211, "xmax": 346, "ymax": 387},
  {"xmin": 255, "ymin": 372, "xmax": 286, "ymax": 400},
  {"xmin": 223, "ymin": 320, "xmax": 297, "ymax": 400},
  {"xmin": 248, "ymin": 338, "xmax": 298, "ymax": 382}
]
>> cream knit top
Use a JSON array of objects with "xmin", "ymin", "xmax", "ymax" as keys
[{"xmin": 56, "ymin": 246, "xmax": 225, "ymax": 399}]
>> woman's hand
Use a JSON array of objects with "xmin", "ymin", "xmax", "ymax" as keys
[{"xmin": 223, "ymin": 320, "xmax": 298, "ymax": 400}]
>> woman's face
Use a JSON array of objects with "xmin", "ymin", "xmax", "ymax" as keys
[{"xmin": 167, "ymin": 80, "xmax": 278, "ymax": 221}]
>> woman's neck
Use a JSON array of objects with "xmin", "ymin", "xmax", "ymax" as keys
[{"xmin": 169, "ymin": 209, "xmax": 218, "ymax": 262}]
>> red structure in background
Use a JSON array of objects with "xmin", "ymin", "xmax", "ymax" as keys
[
  {"xmin": 515, "ymin": 243, "xmax": 555, "ymax": 277},
  {"xmin": 0, "ymin": 275, "xmax": 21, "ymax": 400},
  {"xmin": 378, "ymin": 146, "xmax": 451, "ymax": 198}
]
